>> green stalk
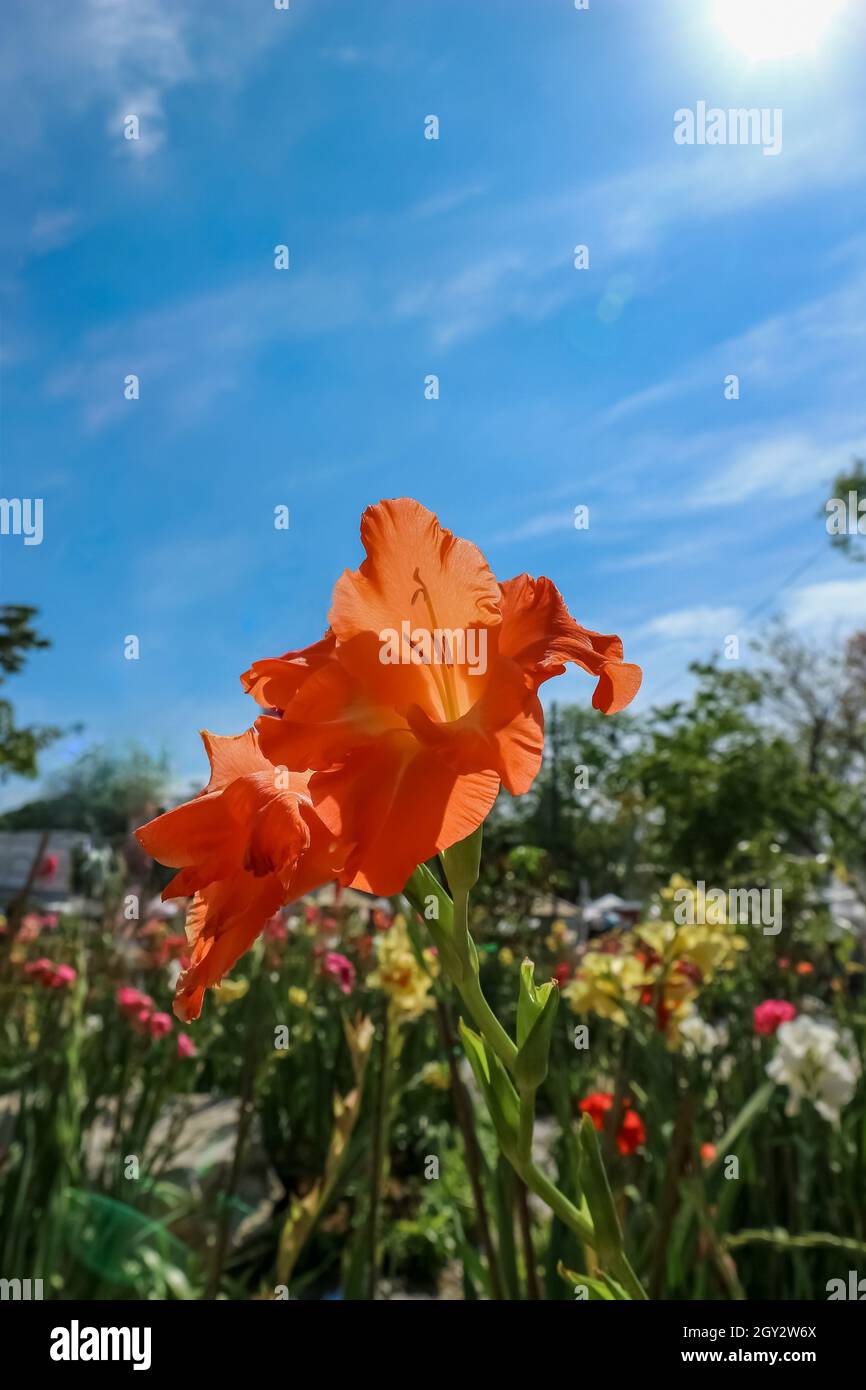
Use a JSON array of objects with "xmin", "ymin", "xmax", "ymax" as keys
[
  {"xmin": 365, "ymin": 1004, "xmax": 391, "ymax": 1300},
  {"xmin": 404, "ymin": 845, "xmax": 647, "ymax": 1300}
]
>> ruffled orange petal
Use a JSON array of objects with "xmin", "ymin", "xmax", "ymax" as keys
[
  {"xmin": 241, "ymin": 631, "xmax": 336, "ymax": 710},
  {"xmin": 136, "ymin": 733, "xmax": 313, "ymax": 892},
  {"xmin": 199, "ymin": 727, "xmax": 273, "ymax": 792},
  {"xmin": 135, "ymin": 729, "xmax": 346, "ymax": 1020},
  {"xmin": 255, "ymin": 654, "xmax": 406, "ymax": 772},
  {"xmin": 173, "ymin": 875, "xmax": 285, "ymax": 1022},
  {"xmin": 498, "ymin": 574, "xmax": 642, "ymax": 713},
  {"xmin": 310, "ymin": 731, "xmax": 499, "ymax": 895},
  {"xmin": 330, "ymin": 498, "xmax": 501, "ymax": 641}
]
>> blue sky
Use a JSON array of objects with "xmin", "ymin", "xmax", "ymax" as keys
[{"xmin": 2, "ymin": 0, "xmax": 866, "ymax": 808}]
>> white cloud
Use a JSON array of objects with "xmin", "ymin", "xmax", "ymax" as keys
[
  {"xmin": 409, "ymin": 184, "xmax": 486, "ymax": 221},
  {"xmin": 646, "ymin": 605, "xmax": 740, "ymax": 641},
  {"xmin": 45, "ymin": 269, "xmax": 364, "ymax": 430},
  {"xmin": 0, "ymin": 0, "xmax": 279, "ymax": 165},
  {"xmin": 691, "ymin": 429, "xmax": 866, "ymax": 509},
  {"xmin": 785, "ymin": 578, "xmax": 866, "ymax": 631},
  {"xmin": 601, "ymin": 537, "xmax": 709, "ymax": 572},
  {"xmin": 30, "ymin": 208, "xmax": 79, "ymax": 252},
  {"xmin": 392, "ymin": 248, "xmax": 570, "ymax": 348},
  {"xmin": 487, "ymin": 509, "xmax": 576, "ymax": 546}
]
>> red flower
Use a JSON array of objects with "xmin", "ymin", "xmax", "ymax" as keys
[
  {"xmin": 579, "ymin": 1091, "xmax": 646, "ymax": 1155},
  {"xmin": 617, "ymin": 1108, "xmax": 646, "ymax": 1156},
  {"xmin": 38, "ymin": 854, "xmax": 58, "ymax": 880},
  {"xmin": 552, "ymin": 962, "xmax": 572, "ymax": 987},
  {"xmin": 674, "ymin": 959, "xmax": 702, "ymax": 986},
  {"xmin": 753, "ymin": 999, "xmax": 797, "ymax": 1035},
  {"xmin": 24, "ymin": 957, "xmax": 55, "ymax": 982},
  {"xmin": 47, "ymin": 964, "xmax": 77, "ymax": 989}
]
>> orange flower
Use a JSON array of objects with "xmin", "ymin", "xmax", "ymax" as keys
[
  {"xmin": 243, "ymin": 498, "xmax": 641, "ymax": 894},
  {"xmin": 136, "ymin": 729, "xmax": 343, "ymax": 1021}
]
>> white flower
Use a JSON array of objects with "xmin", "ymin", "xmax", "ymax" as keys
[
  {"xmin": 679, "ymin": 1008, "xmax": 728, "ymax": 1057},
  {"xmin": 766, "ymin": 1015, "xmax": 861, "ymax": 1124}
]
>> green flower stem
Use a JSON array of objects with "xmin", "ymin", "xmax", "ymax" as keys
[
  {"xmin": 518, "ymin": 1089, "xmax": 536, "ymax": 1167},
  {"xmin": 452, "ymin": 897, "xmax": 518, "ymax": 1071},
  {"xmin": 521, "ymin": 1160, "xmax": 594, "ymax": 1246},
  {"xmin": 404, "ymin": 855, "xmax": 648, "ymax": 1299}
]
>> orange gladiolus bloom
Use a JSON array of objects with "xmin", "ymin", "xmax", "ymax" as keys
[
  {"xmin": 243, "ymin": 498, "xmax": 641, "ymax": 895},
  {"xmin": 136, "ymin": 729, "xmax": 343, "ymax": 1021}
]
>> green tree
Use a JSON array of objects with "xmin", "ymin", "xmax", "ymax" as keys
[
  {"xmin": 824, "ymin": 459, "xmax": 866, "ymax": 562},
  {"xmin": 0, "ymin": 744, "xmax": 170, "ymax": 840},
  {"xmin": 0, "ymin": 604, "xmax": 61, "ymax": 778}
]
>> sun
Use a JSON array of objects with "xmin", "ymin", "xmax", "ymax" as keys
[{"xmin": 711, "ymin": 0, "xmax": 846, "ymax": 62}]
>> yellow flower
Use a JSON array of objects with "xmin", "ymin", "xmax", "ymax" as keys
[
  {"xmin": 499, "ymin": 947, "xmax": 515, "ymax": 967},
  {"xmin": 419, "ymin": 1061, "xmax": 450, "ymax": 1090},
  {"xmin": 563, "ymin": 950, "xmax": 650, "ymax": 1028},
  {"xmin": 368, "ymin": 915, "xmax": 438, "ymax": 1023},
  {"xmin": 213, "ymin": 977, "xmax": 249, "ymax": 1005},
  {"xmin": 634, "ymin": 918, "xmax": 746, "ymax": 984},
  {"xmin": 288, "ymin": 986, "xmax": 309, "ymax": 1008}
]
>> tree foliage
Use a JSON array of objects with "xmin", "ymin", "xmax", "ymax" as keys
[{"xmin": 0, "ymin": 605, "xmax": 61, "ymax": 779}]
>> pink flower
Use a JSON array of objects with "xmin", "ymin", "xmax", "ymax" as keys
[
  {"xmin": 41, "ymin": 912, "xmax": 59, "ymax": 930},
  {"xmin": 117, "ymin": 986, "xmax": 154, "ymax": 1017},
  {"xmin": 263, "ymin": 915, "xmax": 288, "ymax": 943},
  {"xmin": 15, "ymin": 914, "xmax": 42, "ymax": 943},
  {"xmin": 322, "ymin": 951, "xmax": 356, "ymax": 996},
  {"xmin": 148, "ymin": 1011, "xmax": 173, "ymax": 1040},
  {"xmin": 177, "ymin": 1032, "xmax": 197, "ymax": 1059},
  {"xmin": 24, "ymin": 957, "xmax": 55, "ymax": 981},
  {"xmin": 23, "ymin": 958, "xmax": 76, "ymax": 988},
  {"xmin": 47, "ymin": 963, "xmax": 77, "ymax": 989},
  {"xmin": 754, "ymin": 999, "xmax": 797, "ymax": 1036}
]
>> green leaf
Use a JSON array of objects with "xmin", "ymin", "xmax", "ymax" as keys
[
  {"xmin": 459, "ymin": 1019, "xmax": 520, "ymax": 1163},
  {"xmin": 515, "ymin": 960, "xmax": 560, "ymax": 1091},
  {"xmin": 577, "ymin": 1114, "xmax": 623, "ymax": 1269}
]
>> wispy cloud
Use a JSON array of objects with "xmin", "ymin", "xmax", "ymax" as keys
[
  {"xmin": 690, "ymin": 427, "xmax": 866, "ymax": 509},
  {"xmin": 486, "ymin": 508, "xmax": 576, "ymax": 546},
  {"xmin": 646, "ymin": 605, "xmax": 740, "ymax": 642},
  {"xmin": 45, "ymin": 269, "xmax": 364, "ymax": 431},
  {"xmin": 409, "ymin": 183, "xmax": 487, "ymax": 221},
  {"xmin": 29, "ymin": 208, "xmax": 80, "ymax": 252},
  {"xmin": 785, "ymin": 577, "xmax": 866, "ymax": 631},
  {"xmin": 0, "ymin": 0, "xmax": 279, "ymax": 164}
]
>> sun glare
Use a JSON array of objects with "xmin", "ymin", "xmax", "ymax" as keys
[{"xmin": 712, "ymin": 0, "xmax": 845, "ymax": 62}]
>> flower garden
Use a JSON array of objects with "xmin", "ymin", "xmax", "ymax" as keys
[{"xmin": 1, "ymin": 499, "xmax": 865, "ymax": 1303}]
